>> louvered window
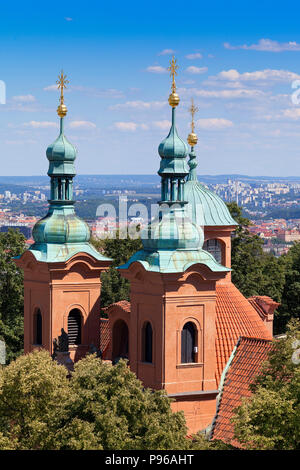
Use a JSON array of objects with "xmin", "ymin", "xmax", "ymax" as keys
[
  {"xmin": 181, "ymin": 322, "xmax": 196, "ymax": 363},
  {"xmin": 203, "ymin": 239, "xmax": 222, "ymax": 264},
  {"xmin": 34, "ymin": 309, "xmax": 42, "ymax": 345},
  {"xmin": 68, "ymin": 309, "xmax": 82, "ymax": 345}
]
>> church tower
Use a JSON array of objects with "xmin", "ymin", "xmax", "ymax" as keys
[
  {"xmin": 15, "ymin": 72, "xmax": 111, "ymax": 361},
  {"xmin": 184, "ymin": 99, "xmax": 238, "ymax": 278},
  {"xmin": 113, "ymin": 58, "xmax": 229, "ymax": 433}
]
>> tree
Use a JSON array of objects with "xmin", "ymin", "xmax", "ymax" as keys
[
  {"xmin": 0, "ymin": 350, "xmax": 215, "ymax": 450},
  {"xmin": 91, "ymin": 233, "xmax": 142, "ymax": 309},
  {"xmin": 226, "ymin": 202, "xmax": 286, "ymax": 311},
  {"xmin": 0, "ymin": 350, "xmax": 72, "ymax": 449},
  {"xmin": 277, "ymin": 242, "xmax": 300, "ymax": 332},
  {"xmin": 0, "ymin": 229, "xmax": 26, "ymax": 362},
  {"xmin": 65, "ymin": 354, "xmax": 189, "ymax": 450},
  {"xmin": 232, "ymin": 320, "xmax": 300, "ymax": 450}
]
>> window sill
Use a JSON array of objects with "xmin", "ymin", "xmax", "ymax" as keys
[
  {"xmin": 139, "ymin": 361, "xmax": 155, "ymax": 367},
  {"xmin": 176, "ymin": 362, "xmax": 203, "ymax": 369}
]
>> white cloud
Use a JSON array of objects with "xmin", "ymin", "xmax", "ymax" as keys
[
  {"xmin": 43, "ymin": 84, "xmax": 58, "ymax": 91},
  {"xmin": 146, "ymin": 66, "xmax": 167, "ymax": 74},
  {"xmin": 65, "ymin": 17, "xmax": 73, "ymax": 21},
  {"xmin": 282, "ymin": 108, "xmax": 300, "ymax": 120},
  {"xmin": 5, "ymin": 139, "xmax": 37, "ymax": 145},
  {"xmin": 158, "ymin": 49, "xmax": 175, "ymax": 56},
  {"xmin": 216, "ymin": 68, "xmax": 300, "ymax": 82},
  {"xmin": 109, "ymin": 100, "xmax": 166, "ymax": 110},
  {"xmin": 195, "ymin": 118, "xmax": 234, "ymax": 130},
  {"xmin": 69, "ymin": 121, "xmax": 96, "ymax": 129},
  {"xmin": 12, "ymin": 94, "xmax": 36, "ymax": 103},
  {"xmin": 113, "ymin": 122, "xmax": 148, "ymax": 132},
  {"xmin": 179, "ymin": 87, "xmax": 265, "ymax": 99},
  {"xmin": 224, "ymin": 38, "xmax": 300, "ymax": 52},
  {"xmin": 153, "ymin": 120, "xmax": 171, "ymax": 130},
  {"xmin": 186, "ymin": 53, "xmax": 203, "ymax": 60},
  {"xmin": 23, "ymin": 121, "xmax": 58, "ymax": 129},
  {"xmin": 186, "ymin": 66, "xmax": 208, "ymax": 75}
]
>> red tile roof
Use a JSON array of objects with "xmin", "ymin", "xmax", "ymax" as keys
[
  {"xmin": 99, "ymin": 318, "xmax": 111, "ymax": 358},
  {"xmin": 102, "ymin": 300, "xmax": 131, "ymax": 313},
  {"xmin": 211, "ymin": 336, "xmax": 273, "ymax": 443},
  {"xmin": 248, "ymin": 295, "xmax": 279, "ymax": 321},
  {"xmin": 215, "ymin": 283, "xmax": 272, "ymax": 384}
]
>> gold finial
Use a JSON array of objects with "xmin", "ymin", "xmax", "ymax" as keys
[
  {"xmin": 167, "ymin": 56, "xmax": 180, "ymax": 107},
  {"xmin": 56, "ymin": 70, "xmax": 69, "ymax": 118},
  {"xmin": 187, "ymin": 98, "xmax": 198, "ymax": 147}
]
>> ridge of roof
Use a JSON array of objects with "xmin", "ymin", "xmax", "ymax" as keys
[{"xmin": 210, "ymin": 335, "xmax": 273, "ymax": 444}]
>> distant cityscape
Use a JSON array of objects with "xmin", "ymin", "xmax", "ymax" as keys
[{"xmin": 1, "ymin": 174, "xmax": 300, "ymax": 256}]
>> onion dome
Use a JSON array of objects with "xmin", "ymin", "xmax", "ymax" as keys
[
  {"xmin": 47, "ymin": 118, "xmax": 76, "ymax": 177},
  {"xmin": 32, "ymin": 204, "xmax": 90, "ymax": 244},
  {"xmin": 119, "ymin": 60, "xmax": 229, "ymax": 274},
  {"xmin": 158, "ymin": 108, "xmax": 189, "ymax": 175},
  {"xmin": 27, "ymin": 71, "xmax": 111, "ymax": 264}
]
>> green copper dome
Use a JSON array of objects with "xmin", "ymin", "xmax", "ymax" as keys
[
  {"xmin": 47, "ymin": 119, "xmax": 76, "ymax": 176},
  {"xmin": 119, "ymin": 66, "xmax": 229, "ymax": 275},
  {"xmin": 158, "ymin": 108, "xmax": 189, "ymax": 176},
  {"xmin": 26, "ymin": 84, "xmax": 111, "ymax": 265},
  {"xmin": 185, "ymin": 148, "xmax": 238, "ymax": 227},
  {"xmin": 32, "ymin": 204, "xmax": 90, "ymax": 244}
]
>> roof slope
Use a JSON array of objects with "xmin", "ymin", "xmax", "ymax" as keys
[
  {"xmin": 211, "ymin": 336, "xmax": 273, "ymax": 443},
  {"xmin": 215, "ymin": 283, "xmax": 272, "ymax": 383}
]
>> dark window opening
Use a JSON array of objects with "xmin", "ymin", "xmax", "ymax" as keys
[
  {"xmin": 143, "ymin": 322, "xmax": 153, "ymax": 363},
  {"xmin": 112, "ymin": 320, "xmax": 129, "ymax": 364},
  {"xmin": 181, "ymin": 322, "xmax": 196, "ymax": 364},
  {"xmin": 68, "ymin": 309, "xmax": 82, "ymax": 345},
  {"xmin": 34, "ymin": 309, "xmax": 42, "ymax": 345},
  {"xmin": 203, "ymin": 239, "xmax": 222, "ymax": 264}
]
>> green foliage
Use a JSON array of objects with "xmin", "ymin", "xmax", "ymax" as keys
[
  {"xmin": 227, "ymin": 203, "xmax": 286, "ymax": 303},
  {"xmin": 91, "ymin": 233, "xmax": 142, "ymax": 309},
  {"xmin": 0, "ymin": 350, "xmax": 71, "ymax": 449},
  {"xmin": 0, "ymin": 229, "xmax": 26, "ymax": 362},
  {"xmin": 0, "ymin": 351, "xmax": 210, "ymax": 450},
  {"xmin": 232, "ymin": 320, "xmax": 300, "ymax": 450},
  {"xmin": 277, "ymin": 242, "xmax": 300, "ymax": 332}
]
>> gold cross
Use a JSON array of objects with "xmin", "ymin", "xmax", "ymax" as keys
[
  {"xmin": 56, "ymin": 70, "xmax": 69, "ymax": 104},
  {"xmin": 168, "ymin": 56, "xmax": 178, "ymax": 93},
  {"xmin": 189, "ymin": 98, "xmax": 198, "ymax": 133}
]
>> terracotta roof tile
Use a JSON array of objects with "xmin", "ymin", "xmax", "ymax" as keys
[
  {"xmin": 215, "ymin": 283, "xmax": 272, "ymax": 384},
  {"xmin": 99, "ymin": 318, "xmax": 111, "ymax": 358},
  {"xmin": 102, "ymin": 300, "xmax": 131, "ymax": 313},
  {"xmin": 211, "ymin": 336, "xmax": 273, "ymax": 443}
]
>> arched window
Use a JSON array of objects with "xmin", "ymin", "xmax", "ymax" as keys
[
  {"xmin": 68, "ymin": 309, "xmax": 82, "ymax": 345},
  {"xmin": 112, "ymin": 319, "xmax": 129, "ymax": 364},
  {"xmin": 181, "ymin": 322, "xmax": 196, "ymax": 364},
  {"xmin": 143, "ymin": 322, "xmax": 153, "ymax": 363},
  {"xmin": 34, "ymin": 309, "xmax": 42, "ymax": 345},
  {"xmin": 203, "ymin": 239, "xmax": 222, "ymax": 264}
]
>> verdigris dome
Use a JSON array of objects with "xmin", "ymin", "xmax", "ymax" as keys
[
  {"xmin": 46, "ymin": 120, "xmax": 76, "ymax": 176},
  {"xmin": 185, "ymin": 181, "xmax": 238, "ymax": 227},
  {"xmin": 32, "ymin": 205, "xmax": 90, "ymax": 244},
  {"xmin": 142, "ymin": 209, "xmax": 204, "ymax": 252},
  {"xmin": 185, "ymin": 148, "xmax": 237, "ymax": 227},
  {"xmin": 158, "ymin": 108, "xmax": 189, "ymax": 176}
]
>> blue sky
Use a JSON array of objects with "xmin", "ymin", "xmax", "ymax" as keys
[{"xmin": 1, "ymin": 0, "xmax": 300, "ymax": 176}]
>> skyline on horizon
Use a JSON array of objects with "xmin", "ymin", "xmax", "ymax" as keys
[{"xmin": 1, "ymin": 1, "xmax": 300, "ymax": 177}]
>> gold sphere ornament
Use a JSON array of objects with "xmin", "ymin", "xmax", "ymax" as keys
[
  {"xmin": 57, "ymin": 104, "xmax": 68, "ymax": 118},
  {"xmin": 187, "ymin": 132, "xmax": 198, "ymax": 146},
  {"xmin": 168, "ymin": 92, "xmax": 180, "ymax": 108}
]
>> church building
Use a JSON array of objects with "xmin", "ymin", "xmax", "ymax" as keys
[{"xmin": 16, "ymin": 63, "xmax": 277, "ymax": 442}]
